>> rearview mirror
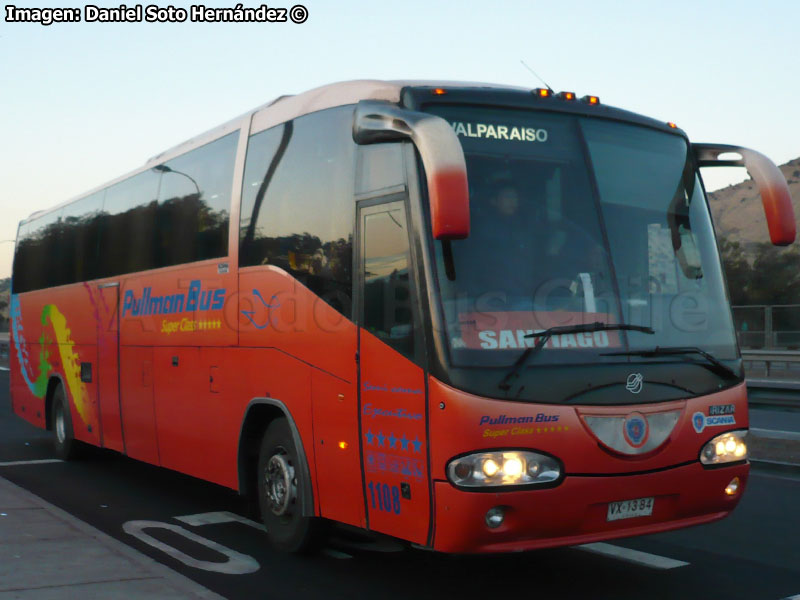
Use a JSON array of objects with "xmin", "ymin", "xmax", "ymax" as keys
[
  {"xmin": 694, "ymin": 143, "xmax": 795, "ymax": 246},
  {"xmin": 353, "ymin": 101, "xmax": 470, "ymax": 240}
]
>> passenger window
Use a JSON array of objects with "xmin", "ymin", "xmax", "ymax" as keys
[
  {"xmin": 61, "ymin": 192, "xmax": 104, "ymax": 285},
  {"xmin": 239, "ymin": 106, "xmax": 356, "ymax": 318},
  {"xmin": 361, "ymin": 202, "xmax": 415, "ymax": 359},
  {"xmin": 12, "ymin": 211, "xmax": 63, "ymax": 292},
  {"xmin": 98, "ymin": 170, "xmax": 160, "ymax": 277},
  {"xmin": 155, "ymin": 132, "xmax": 238, "ymax": 267}
]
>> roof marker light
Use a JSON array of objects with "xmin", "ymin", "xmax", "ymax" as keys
[
  {"xmin": 667, "ymin": 122, "xmax": 678, "ymax": 129},
  {"xmin": 432, "ymin": 88, "xmax": 447, "ymax": 96},
  {"xmin": 533, "ymin": 87, "xmax": 552, "ymax": 98},
  {"xmin": 581, "ymin": 95, "xmax": 600, "ymax": 105},
  {"xmin": 557, "ymin": 91, "xmax": 576, "ymax": 101}
]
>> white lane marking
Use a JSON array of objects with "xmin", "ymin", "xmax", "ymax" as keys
[
  {"xmin": 0, "ymin": 367, "xmax": 9, "ymax": 372},
  {"xmin": 0, "ymin": 459, "xmax": 63, "ymax": 467},
  {"xmin": 123, "ymin": 520, "xmax": 260, "ymax": 574},
  {"xmin": 177, "ymin": 511, "xmax": 354, "ymax": 559},
  {"xmin": 780, "ymin": 595, "xmax": 800, "ymax": 599},
  {"xmin": 577, "ymin": 542, "xmax": 689, "ymax": 569},
  {"xmin": 175, "ymin": 511, "xmax": 266, "ymax": 532}
]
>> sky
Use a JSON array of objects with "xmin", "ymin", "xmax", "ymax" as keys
[{"xmin": 1, "ymin": 0, "xmax": 797, "ymax": 280}]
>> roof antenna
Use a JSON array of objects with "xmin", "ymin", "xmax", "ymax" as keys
[{"xmin": 520, "ymin": 60, "xmax": 554, "ymax": 93}]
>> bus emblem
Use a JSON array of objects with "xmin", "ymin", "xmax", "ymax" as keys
[
  {"xmin": 623, "ymin": 412, "xmax": 649, "ymax": 448},
  {"xmin": 625, "ymin": 373, "xmax": 643, "ymax": 394}
]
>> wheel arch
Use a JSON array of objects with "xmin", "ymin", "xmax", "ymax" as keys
[
  {"xmin": 237, "ymin": 398, "xmax": 315, "ymax": 517},
  {"xmin": 44, "ymin": 374, "xmax": 67, "ymax": 431}
]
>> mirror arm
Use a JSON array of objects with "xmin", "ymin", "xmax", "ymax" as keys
[
  {"xmin": 353, "ymin": 101, "xmax": 470, "ymax": 239},
  {"xmin": 693, "ymin": 143, "xmax": 795, "ymax": 246}
]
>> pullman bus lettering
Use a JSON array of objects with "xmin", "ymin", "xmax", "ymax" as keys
[{"xmin": 122, "ymin": 280, "xmax": 225, "ymax": 317}]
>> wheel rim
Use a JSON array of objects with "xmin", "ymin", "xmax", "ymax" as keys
[
  {"xmin": 55, "ymin": 404, "xmax": 66, "ymax": 445},
  {"xmin": 264, "ymin": 450, "xmax": 296, "ymax": 517}
]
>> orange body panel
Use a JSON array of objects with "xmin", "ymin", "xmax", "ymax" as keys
[
  {"xmin": 9, "ymin": 261, "xmax": 750, "ymax": 554},
  {"xmin": 96, "ymin": 284, "xmax": 123, "ymax": 452},
  {"xmin": 359, "ymin": 330, "xmax": 430, "ymax": 545}
]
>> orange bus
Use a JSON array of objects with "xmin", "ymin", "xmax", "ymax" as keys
[{"xmin": 9, "ymin": 80, "xmax": 795, "ymax": 553}]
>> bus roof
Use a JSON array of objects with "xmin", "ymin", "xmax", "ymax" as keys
[{"xmin": 21, "ymin": 79, "xmax": 675, "ymax": 224}]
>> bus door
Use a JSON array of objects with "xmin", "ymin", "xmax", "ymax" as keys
[
  {"xmin": 357, "ymin": 197, "xmax": 430, "ymax": 545},
  {"xmin": 96, "ymin": 282, "xmax": 124, "ymax": 452}
]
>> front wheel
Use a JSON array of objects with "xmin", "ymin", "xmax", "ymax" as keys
[
  {"xmin": 257, "ymin": 419, "xmax": 326, "ymax": 553},
  {"xmin": 51, "ymin": 383, "xmax": 80, "ymax": 460}
]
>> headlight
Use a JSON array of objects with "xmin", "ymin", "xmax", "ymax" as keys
[
  {"xmin": 447, "ymin": 451, "xmax": 561, "ymax": 489},
  {"xmin": 700, "ymin": 430, "xmax": 748, "ymax": 466}
]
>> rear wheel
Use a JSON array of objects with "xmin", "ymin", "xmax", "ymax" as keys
[
  {"xmin": 257, "ymin": 419, "xmax": 326, "ymax": 553},
  {"xmin": 51, "ymin": 384, "xmax": 80, "ymax": 460}
]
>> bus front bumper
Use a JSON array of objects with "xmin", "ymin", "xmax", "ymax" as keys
[{"xmin": 432, "ymin": 461, "xmax": 748, "ymax": 554}]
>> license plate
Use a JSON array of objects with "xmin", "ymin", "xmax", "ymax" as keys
[{"xmin": 607, "ymin": 497, "xmax": 654, "ymax": 522}]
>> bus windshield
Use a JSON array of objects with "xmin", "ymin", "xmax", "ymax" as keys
[{"xmin": 426, "ymin": 105, "xmax": 737, "ymax": 371}]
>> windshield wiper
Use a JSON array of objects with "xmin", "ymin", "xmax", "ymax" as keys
[
  {"xmin": 497, "ymin": 322, "xmax": 655, "ymax": 391},
  {"xmin": 602, "ymin": 346, "xmax": 739, "ymax": 380}
]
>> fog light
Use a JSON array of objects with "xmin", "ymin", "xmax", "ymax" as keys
[
  {"xmin": 725, "ymin": 477, "xmax": 740, "ymax": 496},
  {"xmin": 485, "ymin": 507, "xmax": 505, "ymax": 529}
]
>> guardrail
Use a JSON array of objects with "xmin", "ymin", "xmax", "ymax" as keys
[
  {"xmin": 746, "ymin": 379, "xmax": 800, "ymax": 410},
  {"xmin": 741, "ymin": 350, "xmax": 800, "ymax": 378},
  {"xmin": 732, "ymin": 304, "xmax": 800, "ymax": 350}
]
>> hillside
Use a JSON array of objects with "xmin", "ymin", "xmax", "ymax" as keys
[
  {"xmin": 709, "ymin": 157, "xmax": 800, "ymax": 250},
  {"xmin": 708, "ymin": 157, "xmax": 800, "ymax": 306}
]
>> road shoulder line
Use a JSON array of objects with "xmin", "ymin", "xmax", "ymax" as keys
[{"xmin": 577, "ymin": 542, "xmax": 689, "ymax": 569}]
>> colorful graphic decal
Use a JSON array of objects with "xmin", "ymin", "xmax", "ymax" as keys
[
  {"xmin": 10, "ymin": 294, "xmax": 49, "ymax": 397},
  {"xmin": 457, "ymin": 311, "xmax": 621, "ymax": 350},
  {"xmin": 44, "ymin": 305, "xmax": 96, "ymax": 432},
  {"xmin": 11, "ymin": 293, "xmax": 96, "ymax": 432}
]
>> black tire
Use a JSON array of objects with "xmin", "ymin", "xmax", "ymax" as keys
[
  {"xmin": 51, "ymin": 383, "xmax": 80, "ymax": 460},
  {"xmin": 257, "ymin": 418, "xmax": 326, "ymax": 553}
]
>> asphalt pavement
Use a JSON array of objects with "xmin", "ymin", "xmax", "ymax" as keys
[{"xmin": 1, "ymin": 370, "xmax": 800, "ymax": 600}]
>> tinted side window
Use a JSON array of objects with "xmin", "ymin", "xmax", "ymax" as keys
[
  {"xmin": 97, "ymin": 170, "xmax": 160, "ymax": 278},
  {"xmin": 362, "ymin": 203, "xmax": 415, "ymax": 359},
  {"xmin": 12, "ymin": 221, "xmax": 37, "ymax": 293},
  {"xmin": 155, "ymin": 132, "xmax": 238, "ymax": 267},
  {"xmin": 12, "ymin": 210, "xmax": 64, "ymax": 292},
  {"xmin": 60, "ymin": 192, "xmax": 104, "ymax": 285},
  {"xmin": 240, "ymin": 106, "xmax": 356, "ymax": 317}
]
